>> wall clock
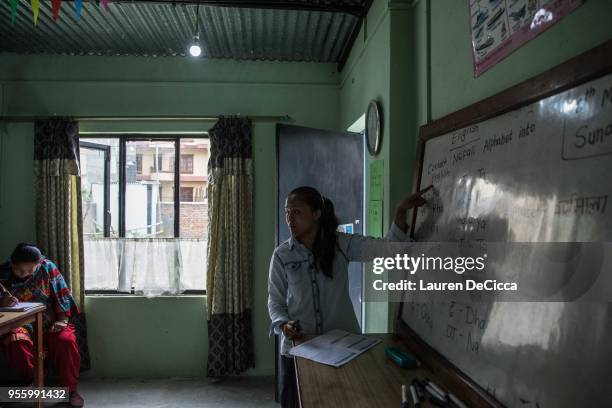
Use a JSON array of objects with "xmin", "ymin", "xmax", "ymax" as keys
[{"xmin": 365, "ymin": 100, "xmax": 382, "ymax": 156}]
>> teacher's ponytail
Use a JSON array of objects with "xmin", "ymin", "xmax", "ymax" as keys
[{"xmin": 314, "ymin": 196, "xmax": 339, "ymax": 278}]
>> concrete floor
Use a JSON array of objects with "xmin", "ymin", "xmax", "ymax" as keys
[{"xmin": 2, "ymin": 377, "xmax": 277, "ymax": 408}]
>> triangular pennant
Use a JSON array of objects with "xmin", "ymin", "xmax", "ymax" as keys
[
  {"xmin": 31, "ymin": 0, "xmax": 39, "ymax": 25},
  {"xmin": 10, "ymin": 0, "xmax": 18, "ymax": 24},
  {"xmin": 101, "ymin": 0, "xmax": 109, "ymax": 9},
  {"xmin": 51, "ymin": 0, "xmax": 62, "ymax": 20},
  {"xmin": 75, "ymin": 0, "xmax": 82, "ymax": 19}
]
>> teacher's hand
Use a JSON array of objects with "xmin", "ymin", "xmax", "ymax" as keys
[
  {"xmin": 394, "ymin": 185, "xmax": 434, "ymax": 232},
  {"xmin": 0, "ymin": 296, "xmax": 18, "ymax": 307},
  {"xmin": 281, "ymin": 320, "xmax": 304, "ymax": 340}
]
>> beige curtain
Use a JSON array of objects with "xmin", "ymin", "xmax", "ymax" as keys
[
  {"xmin": 34, "ymin": 119, "xmax": 85, "ymax": 308},
  {"xmin": 34, "ymin": 118, "xmax": 90, "ymax": 371},
  {"xmin": 206, "ymin": 117, "xmax": 254, "ymax": 376}
]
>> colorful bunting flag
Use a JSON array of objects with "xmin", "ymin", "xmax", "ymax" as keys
[
  {"xmin": 31, "ymin": 0, "xmax": 39, "ymax": 25},
  {"xmin": 75, "ymin": 0, "xmax": 83, "ymax": 19},
  {"xmin": 10, "ymin": 0, "xmax": 18, "ymax": 23},
  {"xmin": 51, "ymin": 0, "xmax": 62, "ymax": 20}
]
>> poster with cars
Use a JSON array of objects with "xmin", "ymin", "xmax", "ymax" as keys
[{"xmin": 470, "ymin": 0, "xmax": 584, "ymax": 77}]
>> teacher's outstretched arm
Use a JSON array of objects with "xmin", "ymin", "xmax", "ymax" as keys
[{"xmin": 394, "ymin": 185, "xmax": 433, "ymax": 232}]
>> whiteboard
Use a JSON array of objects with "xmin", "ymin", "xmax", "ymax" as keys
[{"xmin": 401, "ymin": 72, "xmax": 612, "ymax": 407}]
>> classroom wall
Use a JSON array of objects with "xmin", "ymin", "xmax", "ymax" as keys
[
  {"xmin": 419, "ymin": 0, "xmax": 612, "ymax": 122},
  {"xmin": 339, "ymin": 0, "xmax": 612, "ymax": 333},
  {"xmin": 338, "ymin": 0, "xmax": 417, "ymax": 333},
  {"xmin": 339, "ymin": 0, "xmax": 393, "ymax": 333},
  {"xmin": 0, "ymin": 56, "xmax": 339, "ymax": 378}
]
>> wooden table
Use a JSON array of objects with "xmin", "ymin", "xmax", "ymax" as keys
[
  {"xmin": 0, "ymin": 304, "xmax": 47, "ymax": 408},
  {"xmin": 294, "ymin": 334, "xmax": 440, "ymax": 408}
]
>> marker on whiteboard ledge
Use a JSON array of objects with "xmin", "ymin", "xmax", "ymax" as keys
[
  {"xmin": 409, "ymin": 384, "xmax": 421, "ymax": 408},
  {"xmin": 419, "ymin": 380, "xmax": 447, "ymax": 403},
  {"xmin": 402, "ymin": 384, "xmax": 411, "ymax": 408},
  {"xmin": 448, "ymin": 393, "xmax": 469, "ymax": 408},
  {"xmin": 424, "ymin": 377, "xmax": 448, "ymax": 399},
  {"xmin": 411, "ymin": 379, "xmax": 425, "ymax": 401},
  {"xmin": 428, "ymin": 397, "xmax": 453, "ymax": 408}
]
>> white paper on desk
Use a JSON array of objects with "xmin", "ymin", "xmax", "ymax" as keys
[
  {"xmin": 289, "ymin": 330, "xmax": 382, "ymax": 367},
  {"xmin": 0, "ymin": 302, "xmax": 43, "ymax": 312}
]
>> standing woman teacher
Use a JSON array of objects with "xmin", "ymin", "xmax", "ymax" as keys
[{"xmin": 268, "ymin": 185, "xmax": 429, "ymax": 408}]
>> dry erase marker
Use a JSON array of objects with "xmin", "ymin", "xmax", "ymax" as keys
[
  {"xmin": 421, "ymin": 381, "xmax": 447, "ymax": 403},
  {"xmin": 428, "ymin": 397, "xmax": 453, "ymax": 408},
  {"xmin": 448, "ymin": 393, "xmax": 468, "ymax": 408},
  {"xmin": 424, "ymin": 378, "xmax": 447, "ymax": 399},
  {"xmin": 402, "ymin": 384, "xmax": 410, "ymax": 408},
  {"xmin": 409, "ymin": 384, "xmax": 420, "ymax": 408},
  {"xmin": 412, "ymin": 379, "xmax": 425, "ymax": 400}
]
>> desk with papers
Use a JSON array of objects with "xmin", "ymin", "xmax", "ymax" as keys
[{"xmin": 293, "ymin": 333, "xmax": 440, "ymax": 408}]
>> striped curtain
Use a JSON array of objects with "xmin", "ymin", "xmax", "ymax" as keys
[
  {"xmin": 206, "ymin": 116, "xmax": 255, "ymax": 376},
  {"xmin": 34, "ymin": 118, "xmax": 90, "ymax": 371}
]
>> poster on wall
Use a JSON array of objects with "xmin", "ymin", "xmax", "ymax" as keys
[{"xmin": 469, "ymin": 0, "xmax": 584, "ymax": 77}]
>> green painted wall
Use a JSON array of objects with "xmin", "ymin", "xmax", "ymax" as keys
[
  {"xmin": 425, "ymin": 0, "xmax": 612, "ymax": 121},
  {"xmin": 339, "ymin": 0, "xmax": 392, "ymax": 333},
  {"xmin": 0, "ymin": 55, "xmax": 339, "ymax": 378},
  {"xmin": 339, "ymin": 0, "xmax": 612, "ymax": 333},
  {"xmin": 339, "ymin": 0, "xmax": 417, "ymax": 333}
]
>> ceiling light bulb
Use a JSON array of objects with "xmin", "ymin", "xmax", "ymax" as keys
[{"xmin": 189, "ymin": 34, "xmax": 201, "ymax": 57}]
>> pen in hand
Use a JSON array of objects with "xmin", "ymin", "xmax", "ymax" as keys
[
  {"xmin": 0, "ymin": 282, "xmax": 18, "ymax": 307},
  {"xmin": 283, "ymin": 320, "xmax": 304, "ymax": 340}
]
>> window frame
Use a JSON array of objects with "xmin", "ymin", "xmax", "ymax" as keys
[
  {"xmin": 180, "ymin": 186, "xmax": 194, "ymax": 202},
  {"xmin": 180, "ymin": 154, "xmax": 194, "ymax": 174},
  {"xmin": 80, "ymin": 135, "xmax": 208, "ymax": 295},
  {"xmin": 80, "ymin": 141, "xmax": 111, "ymax": 237},
  {"xmin": 135, "ymin": 153, "xmax": 143, "ymax": 174}
]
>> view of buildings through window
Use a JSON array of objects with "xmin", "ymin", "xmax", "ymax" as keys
[
  {"xmin": 79, "ymin": 137, "xmax": 209, "ymax": 292},
  {"xmin": 80, "ymin": 138, "xmax": 209, "ymax": 238}
]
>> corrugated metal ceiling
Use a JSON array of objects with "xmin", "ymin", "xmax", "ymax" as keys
[{"xmin": 0, "ymin": 0, "xmax": 366, "ymax": 64}]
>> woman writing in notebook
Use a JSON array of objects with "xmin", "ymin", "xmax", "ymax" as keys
[
  {"xmin": 0, "ymin": 243, "xmax": 84, "ymax": 407},
  {"xmin": 268, "ymin": 186, "xmax": 430, "ymax": 408}
]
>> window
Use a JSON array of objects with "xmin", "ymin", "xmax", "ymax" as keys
[
  {"xmin": 80, "ymin": 136, "xmax": 210, "ymax": 294},
  {"xmin": 180, "ymin": 187, "xmax": 194, "ymax": 202},
  {"xmin": 180, "ymin": 154, "xmax": 194, "ymax": 174},
  {"xmin": 169, "ymin": 157, "xmax": 175, "ymax": 173},
  {"xmin": 136, "ymin": 154, "xmax": 143, "ymax": 174}
]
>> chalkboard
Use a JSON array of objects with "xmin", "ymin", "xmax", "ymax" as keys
[{"xmin": 397, "ymin": 41, "xmax": 612, "ymax": 408}]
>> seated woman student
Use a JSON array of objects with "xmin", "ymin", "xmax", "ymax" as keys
[
  {"xmin": 268, "ymin": 185, "xmax": 430, "ymax": 408},
  {"xmin": 0, "ymin": 243, "xmax": 84, "ymax": 407}
]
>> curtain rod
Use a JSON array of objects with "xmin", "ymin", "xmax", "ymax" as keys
[{"xmin": 0, "ymin": 115, "xmax": 293, "ymax": 123}]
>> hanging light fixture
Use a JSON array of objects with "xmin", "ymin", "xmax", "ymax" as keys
[{"xmin": 189, "ymin": 4, "xmax": 202, "ymax": 57}]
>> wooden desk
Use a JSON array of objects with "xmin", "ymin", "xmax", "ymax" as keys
[
  {"xmin": 0, "ymin": 305, "xmax": 47, "ymax": 408},
  {"xmin": 294, "ymin": 334, "xmax": 440, "ymax": 408}
]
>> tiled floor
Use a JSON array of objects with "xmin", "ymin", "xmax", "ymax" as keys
[{"xmin": 0, "ymin": 377, "xmax": 277, "ymax": 408}]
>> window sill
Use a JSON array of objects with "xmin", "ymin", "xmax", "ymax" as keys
[
  {"xmin": 85, "ymin": 291, "xmax": 206, "ymax": 298},
  {"xmin": 85, "ymin": 295, "xmax": 207, "ymax": 299}
]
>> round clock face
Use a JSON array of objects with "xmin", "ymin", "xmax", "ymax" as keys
[{"xmin": 366, "ymin": 100, "xmax": 382, "ymax": 156}]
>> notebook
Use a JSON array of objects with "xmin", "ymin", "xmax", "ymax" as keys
[{"xmin": 0, "ymin": 302, "xmax": 43, "ymax": 312}]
